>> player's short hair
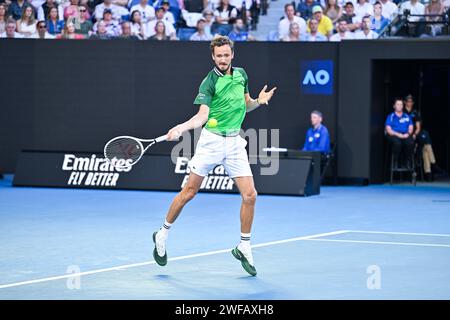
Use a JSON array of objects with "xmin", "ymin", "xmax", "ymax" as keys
[
  {"xmin": 210, "ymin": 35, "xmax": 234, "ymax": 54},
  {"xmin": 405, "ymin": 94, "xmax": 414, "ymax": 102},
  {"xmin": 311, "ymin": 110, "xmax": 323, "ymax": 118}
]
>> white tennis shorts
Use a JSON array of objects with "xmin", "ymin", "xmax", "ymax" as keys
[{"xmin": 189, "ymin": 128, "xmax": 253, "ymax": 178}]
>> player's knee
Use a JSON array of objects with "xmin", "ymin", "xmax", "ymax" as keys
[
  {"xmin": 181, "ymin": 186, "xmax": 198, "ymax": 203},
  {"xmin": 242, "ymin": 189, "xmax": 257, "ymax": 205}
]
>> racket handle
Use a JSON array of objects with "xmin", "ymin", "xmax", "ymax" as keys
[{"xmin": 155, "ymin": 134, "xmax": 168, "ymax": 143}]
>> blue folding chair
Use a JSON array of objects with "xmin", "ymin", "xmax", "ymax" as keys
[{"xmin": 177, "ymin": 27, "xmax": 197, "ymax": 40}]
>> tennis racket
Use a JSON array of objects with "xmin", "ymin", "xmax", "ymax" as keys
[{"xmin": 104, "ymin": 134, "xmax": 168, "ymax": 169}]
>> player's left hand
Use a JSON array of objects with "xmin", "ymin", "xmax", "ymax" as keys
[{"xmin": 258, "ymin": 85, "xmax": 277, "ymax": 105}]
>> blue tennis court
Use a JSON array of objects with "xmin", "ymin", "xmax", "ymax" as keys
[{"xmin": 1, "ymin": 175, "xmax": 449, "ymax": 300}]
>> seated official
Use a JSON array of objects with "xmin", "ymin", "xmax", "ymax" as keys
[
  {"xmin": 385, "ymin": 98, "xmax": 414, "ymax": 168},
  {"xmin": 404, "ymin": 94, "xmax": 437, "ymax": 181},
  {"xmin": 302, "ymin": 110, "xmax": 331, "ymax": 153}
]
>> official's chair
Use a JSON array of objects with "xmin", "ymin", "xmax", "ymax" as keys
[{"xmin": 386, "ymin": 142, "xmax": 417, "ymax": 185}]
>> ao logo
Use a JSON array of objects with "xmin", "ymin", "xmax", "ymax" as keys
[
  {"xmin": 302, "ymin": 69, "xmax": 330, "ymax": 85},
  {"xmin": 300, "ymin": 60, "xmax": 333, "ymax": 95}
]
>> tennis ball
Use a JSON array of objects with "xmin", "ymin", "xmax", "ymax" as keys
[{"xmin": 208, "ymin": 118, "xmax": 218, "ymax": 127}]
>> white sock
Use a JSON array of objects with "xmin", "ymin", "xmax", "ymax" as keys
[
  {"xmin": 159, "ymin": 220, "xmax": 172, "ymax": 238},
  {"xmin": 240, "ymin": 232, "xmax": 251, "ymax": 246}
]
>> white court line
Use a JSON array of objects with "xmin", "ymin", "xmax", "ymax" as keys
[
  {"xmin": 306, "ymin": 238, "xmax": 450, "ymax": 248},
  {"xmin": 346, "ymin": 230, "xmax": 450, "ymax": 237},
  {"xmin": 0, "ymin": 230, "xmax": 348, "ymax": 290}
]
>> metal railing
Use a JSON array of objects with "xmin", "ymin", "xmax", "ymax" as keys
[{"xmin": 379, "ymin": 8, "xmax": 450, "ymax": 38}]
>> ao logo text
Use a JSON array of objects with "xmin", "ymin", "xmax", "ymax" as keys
[
  {"xmin": 302, "ymin": 69, "xmax": 330, "ymax": 86},
  {"xmin": 300, "ymin": 60, "xmax": 333, "ymax": 95}
]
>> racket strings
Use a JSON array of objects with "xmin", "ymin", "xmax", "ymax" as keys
[{"xmin": 105, "ymin": 138, "xmax": 142, "ymax": 163}]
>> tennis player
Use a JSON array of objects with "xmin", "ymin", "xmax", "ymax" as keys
[{"xmin": 153, "ymin": 35, "xmax": 276, "ymax": 276}]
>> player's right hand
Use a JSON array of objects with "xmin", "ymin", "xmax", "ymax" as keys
[{"xmin": 167, "ymin": 126, "xmax": 182, "ymax": 141}]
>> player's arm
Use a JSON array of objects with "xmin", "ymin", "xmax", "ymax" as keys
[
  {"xmin": 245, "ymin": 93, "xmax": 260, "ymax": 113},
  {"xmin": 166, "ymin": 105, "xmax": 209, "ymax": 141}
]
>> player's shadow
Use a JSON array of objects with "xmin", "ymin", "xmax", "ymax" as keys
[{"xmin": 154, "ymin": 274, "xmax": 171, "ymax": 280}]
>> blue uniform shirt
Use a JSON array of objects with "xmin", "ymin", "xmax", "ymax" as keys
[
  {"xmin": 228, "ymin": 31, "xmax": 250, "ymax": 42},
  {"xmin": 385, "ymin": 112, "xmax": 412, "ymax": 134},
  {"xmin": 302, "ymin": 124, "xmax": 331, "ymax": 153}
]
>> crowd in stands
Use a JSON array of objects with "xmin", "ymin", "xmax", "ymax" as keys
[
  {"xmin": 0, "ymin": 0, "xmax": 448, "ymax": 39},
  {"xmin": 0, "ymin": 0, "xmax": 264, "ymax": 39},
  {"xmin": 276, "ymin": 0, "xmax": 450, "ymax": 41}
]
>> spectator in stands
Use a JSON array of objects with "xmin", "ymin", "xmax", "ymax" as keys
[
  {"xmin": 296, "ymin": 0, "xmax": 320, "ymax": 21},
  {"xmin": 0, "ymin": 18, "xmax": 24, "ymax": 37},
  {"xmin": 148, "ymin": 20, "xmax": 171, "ymax": 39},
  {"xmin": 228, "ymin": 17, "xmax": 254, "ymax": 41},
  {"xmin": 93, "ymin": 8, "xmax": 121, "ymax": 37},
  {"xmin": 400, "ymin": 0, "xmax": 425, "ymax": 36},
  {"xmin": 146, "ymin": 6, "xmax": 176, "ymax": 38},
  {"xmin": 86, "ymin": 0, "xmax": 102, "ymax": 14},
  {"xmin": 385, "ymin": 98, "xmax": 414, "ymax": 169},
  {"xmin": 302, "ymin": 18, "xmax": 327, "ymax": 41},
  {"xmin": 37, "ymin": 0, "xmax": 64, "ymax": 22},
  {"xmin": 279, "ymin": 3, "xmax": 306, "ymax": 40},
  {"xmin": 16, "ymin": 5, "xmax": 36, "ymax": 37},
  {"xmin": 0, "ymin": 4, "xmax": 7, "ymax": 34},
  {"xmin": 129, "ymin": 9, "xmax": 145, "ymax": 39},
  {"xmin": 29, "ymin": 0, "xmax": 43, "ymax": 10},
  {"xmin": 202, "ymin": 8, "xmax": 215, "ymax": 35},
  {"xmin": 46, "ymin": 6, "xmax": 64, "ymax": 35},
  {"xmin": 341, "ymin": 1, "xmax": 361, "ymax": 31},
  {"xmin": 324, "ymin": 0, "xmax": 342, "ymax": 24},
  {"xmin": 354, "ymin": 0, "xmax": 373, "ymax": 20},
  {"xmin": 282, "ymin": 21, "xmax": 301, "ymax": 41},
  {"xmin": 32, "ymin": 20, "xmax": 55, "ymax": 38},
  {"xmin": 308, "ymin": 5, "xmax": 333, "ymax": 38},
  {"xmin": 94, "ymin": 0, "xmax": 128, "ymax": 21},
  {"xmin": 74, "ymin": 5, "xmax": 93, "ymax": 36},
  {"xmin": 302, "ymin": 110, "xmax": 331, "ymax": 153},
  {"xmin": 248, "ymin": 0, "xmax": 260, "ymax": 30},
  {"xmin": 184, "ymin": 0, "xmax": 205, "ymax": 13},
  {"xmin": 57, "ymin": 20, "xmax": 85, "ymax": 38},
  {"xmin": 118, "ymin": 20, "xmax": 140, "ymax": 39},
  {"xmin": 153, "ymin": 0, "xmax": 180, "ymax": 10},
  {"xmin": 130, "ymin": 0, "xmax": 155, "ymax": 24},
  {"xmin": 371, "ymin": 2, "xmax": 389, "ymax": 34},
  {"xmin": 89, "ymin": 19, "xmax": 111, "ymax": 39},
  {"xmin": 229, "ymin": 0, "xmax": 248, "ymax": 16},
  {"xmin": 64, "ymin": 0, "xmax": 80, "ymax": 21},
  {"xmin": 380, "ymin": 0, "xmax": 398, "ymax": 21},
  {"xmin": 161, "ymin": 0, "xmax": 175, "ymax": 25},
  {"xmin": 425, "ymin": 0, "xmax": 444, "ymax": 36},
  {"xmin": 400, "ymin": 0, "xmax": 425, "ymax": 22},
  {"xmin": 444, "ymin": 0, "xmax": 450, "ymax": 9},
  {"xmin": 404, "ymin": 94, "xmax": 437, "ymax": 181},
  {"xmin": 354, "ymin": 15, "xmax": 378, "ymax": 38},
  {"xmin": 112, "ymin": 0, "xmax": 129, "ymax": 8},
  {"xmin": 329, "ymin": 18, "xmax": 353, "ymax": 41},
  {"xmin": 8, "ymin": 0, "xmax": 30, "ymax": 21},
  {"xmin": 190, "ymin": 17, "xmax": 212, "ymax": 40},
  {"xmin": 214, "ymin": 0, "xmax": 237, "ymax": 25}
]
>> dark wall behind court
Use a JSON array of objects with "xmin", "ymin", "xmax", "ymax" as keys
[{"xmin": 1, "ymin": 39, "xmax": 449, "ymax": 182}]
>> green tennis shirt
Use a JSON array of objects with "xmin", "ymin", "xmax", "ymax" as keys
[{"xmin": 193, "ymin": 66, "xmax": 249, "ymax": 136}]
